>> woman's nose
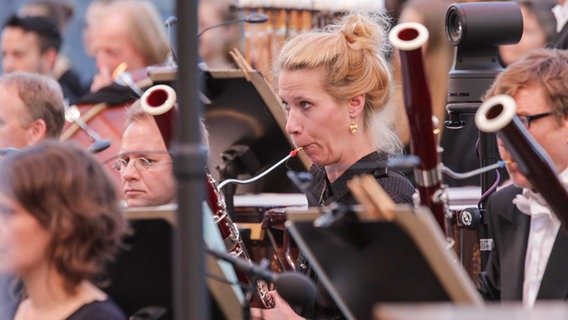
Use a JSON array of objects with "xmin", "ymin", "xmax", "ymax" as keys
[{"xmin": 285, "ymin": 109, "xmax": 301, "ymax": 136}]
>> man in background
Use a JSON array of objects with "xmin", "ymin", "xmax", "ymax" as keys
[
  {"xmin": 478, "ymin": 49, "xmax": 568, "ymax": 306},
  {"xmin": 0, "ymin": 72, "xmax": 65, "ymax": 149},
  {"xmin": 87, "ymin": 0, "xmax": 170, "ymax": 93},
  {"xmin": 1, "ymin": 15, "xmax": 81, "ymax": 102},
  {"xmin": 0, "ymin": 71, "xmax": 65, "ymax": 317},
  {"xmin": 552, "ymin": 0, "xmax": 568, "ymax": 48}
]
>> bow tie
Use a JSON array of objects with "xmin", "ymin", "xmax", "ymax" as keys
[
  {"xmin": 513, "ymin": 167, "xmax": 568, "ymax": 218},
  {"xmin": 513, "ymin": 188, "xmax": 551, "ymax": 217}
]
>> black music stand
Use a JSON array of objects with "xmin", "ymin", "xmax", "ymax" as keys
[
  {"xmin": 104, "ymin": 205, "xmax": 243, "ymax": 320},
  {"xmin": 286, "ymin": 206, "xmax": 483, "ymax": 320},
  {"xmin": 200, "ymin": 67, "xmax": 309, "ymax": 198}
]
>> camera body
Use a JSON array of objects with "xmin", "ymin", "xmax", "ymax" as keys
[
  {"xmin": 441, "ymin": 1, "xmax": 522, "ymax": 270},
  {"xmin": 445, "ymin": 1, "xmax": 522, "ymax": 105}
]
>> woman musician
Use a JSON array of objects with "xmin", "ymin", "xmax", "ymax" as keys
[{"xmin": 252, "ymin": 12, "xmax": 416, "ymax": 320}]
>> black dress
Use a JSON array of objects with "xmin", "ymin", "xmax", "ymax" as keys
[
  {"xmin": 66, "ymin": 300, "xmax": 126, "ymax": 320},
  {"xmin": 295, "ymin": 151, "xmax": 416, "ymax": 319},
  {"xmin": 2, "ymin": 298, "xmax": 126, "ymax": 320}
]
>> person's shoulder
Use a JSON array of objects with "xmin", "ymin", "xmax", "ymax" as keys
[
  {"xmin": 485, "ymin": 184, "xmax": 524, "ymax": 225},
  {"xmin": 375, "ymin": 169, "xmax": 416, "ymax": 205},
  {"xmin": 488, "ymin": 184, "xmax": 522, "ymax": 203},
  {"xmin": 66, "ymin": 299, "xmax": 127, "ymax": 320}
]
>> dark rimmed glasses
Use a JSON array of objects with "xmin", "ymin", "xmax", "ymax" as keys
[{"xmin": 517, "ymin": 111, "xmax": 558, "ymax": 129}]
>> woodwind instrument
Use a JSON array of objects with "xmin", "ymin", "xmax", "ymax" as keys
[
  {"xmin": 140, "ymin": 84, "xmax": 276, "ymax": 308},
  {"xmin": 389, "ymin": 22, "xmax": 452, "ymax": 234},
  {"xmin": 475, "ymin": 95, "xmax": 568, "ymax": 229}
]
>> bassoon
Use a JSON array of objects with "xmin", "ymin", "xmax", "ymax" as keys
[
  {"xmin": 140, "ymin": 85, "xmax": 276, "ymax": 308},
  {"xmin": 475, "ymin": 94, "xmax": 568, "ymax": 230},
  {"xmin": 389, "ymin": 22, "xmax": 452, "ymax": 234}
]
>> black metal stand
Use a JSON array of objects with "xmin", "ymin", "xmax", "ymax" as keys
[
  {"xmin": 240, "ymin": 282, "xmax": 255, "ymax": 320},
  {"xmin": 444, "ymin": 103, "xmax": 501, "ymax": 270},
  {"xmin": 174, "ymin": 1, "xmax": 208, "ymax": 319},
  {"xmin": 217, "ymin": 144, "xmax": 261, "ymax": 220}
]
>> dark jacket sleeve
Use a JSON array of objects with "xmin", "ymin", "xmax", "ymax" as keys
[{"xmin": 476, "ymin": 189, "xmax": 505, "ymax": 301}]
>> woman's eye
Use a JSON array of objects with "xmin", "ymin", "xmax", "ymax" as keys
[{"xmin": 301, "ymin": 101, "xmax": 312, "ymax": 110}]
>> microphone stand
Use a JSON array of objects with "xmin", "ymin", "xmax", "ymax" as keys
[
  {"xmin": 175, "ymin": 0, "xmax": 208, "ymax": 319},
  {"xmin": 197, "ymin": 13, "xmax": 269, "ymax": 38},
  {"xmin": 170, "ymin": 10, "xmax": 269, "ymax": 318},
  {"xmin": 206, "ymin": 245, "xmax": 317, "ymax": 318},
  {"xmin": 241, "ymin": 278, "xmax": 256, "ymax": 320}
]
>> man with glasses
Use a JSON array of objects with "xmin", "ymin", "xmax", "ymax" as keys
[
  {"xmin": 114, "ymin": 100, "xmax": 209, "ymax": 207},
  {"xmin": 115, "ymin": 101, "xmax": 176, "ymax": 207},
  {"xmin": 106, "ymin": 99, "xmax": 212, "ymax": 319},
  {"xmin": 477, "ymin": 49, "xmax": 568, "ymax": 306}
]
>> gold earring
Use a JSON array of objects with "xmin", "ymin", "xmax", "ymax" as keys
[{"xmin": 349, "ymin": 121, "xmax": 358, "ymax": 134}]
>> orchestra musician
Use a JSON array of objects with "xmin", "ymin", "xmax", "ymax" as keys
[
  {"xmin": 0, "ymin": 140, "xmax": 127, "ymax": 320},
  {"xmin": 1, "ymin": 15, "xmax": 84, "ymax": 102},
  {"xmin": 87, "ymin": 0, "xmax": 170, "ymax": 93},
  {"xmin": 107, "ymin": 97, "xmax": 214, "ymax": 319},
  {"xmin": 0, "ymin": 72, "xmax": 65, "ymax": 149},
  {"xmin": 18, "ymin": 0, "xmax": 88, "ymax": 102},
  {"xmin": 552, "ymin": 0, "xmax": 568, "ymax": 49},
  {"xmin": 115, "ymin": 99, "xmax": 209, "ymax": 208},
  {"xmin": 198, "ymin": 0, "xmax": 243, "ymax": 70},
  {"xmin": 477, "ymin": 49, "xmax": 568, "ymax": 306},
  {"xmin": 252, "ymin": 12, "xmax": 416, "ymax": 319}
]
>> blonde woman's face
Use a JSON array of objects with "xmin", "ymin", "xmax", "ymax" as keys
[{"xmin": 279, "ymin": 67, "xmax": 352, "ymax": 167}]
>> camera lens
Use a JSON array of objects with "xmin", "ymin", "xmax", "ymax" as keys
[{"xmin": 445, "ymin": 6, "xmax": 463, "ymax": 45}]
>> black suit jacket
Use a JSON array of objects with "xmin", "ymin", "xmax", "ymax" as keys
[
  {"xmin": 553, "ymin": 22, "xmax": 568, "ymax": 49},
  {"xmin": 478, "ymin": 184, "xmax": 568, "ymax": 301}
]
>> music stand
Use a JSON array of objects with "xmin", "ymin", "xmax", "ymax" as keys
[
  {"xmin": 104, "ymin": 204, "xmax": 244, "ymax": 320},
  {"xmin": 286, "ymin": 206, "xmax": 483, "ymax": 320},
  {"xmin": 201, "ymin": 67, "xmax": 309, "ymax": 194}
]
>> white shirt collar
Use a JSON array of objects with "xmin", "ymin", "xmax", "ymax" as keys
[
  {"xmin": 552, "ymin": 2, "xmax": 568, "ymax": 32},
  {"xmin": 513, "ymin": 168, "xmax": 568, "ymax": 218},
  {"xmin": 520, "ymin": 168, "xmax": 568, "ymax": 307}
]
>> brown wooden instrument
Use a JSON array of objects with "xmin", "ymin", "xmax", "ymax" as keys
[
  {"xmin": 475, "ymin": 94, "xmax": 568, "ymax": 229},
  {"xmin": 140, "ymin": 84, "xmax": 177, "ymax": 148},
  {"xmin": 61, "ymin": 102, "xmax": 130, "ymax": 187},
  {"xmin": 261, "ymin": 208, "xmax": 299, "ymax": 272},
  {"xmin": 61, "ymin": 65, "xmax": 176, "ymax": 187},
  {"xmin": 207, "ymin": 173, "xmax": 276, "ymax": 309},
  {"xmin": 389, "ymin": 22, "xmax": 451, "ymax": 233},
  {"xmin": 142, "ymin": 83, "xmax": 276, "ymax": 309}
]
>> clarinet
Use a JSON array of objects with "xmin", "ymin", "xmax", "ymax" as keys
[
  {"xmin": 476, "ymin": 95, "xmax": 568, "ymax": 230},
  {"xmin": 389, "ymin": 22, "xmax": 452, "ymax": 235}
]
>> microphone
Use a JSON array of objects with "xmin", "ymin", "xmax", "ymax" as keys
[
  {"xmin": 206, "ymin": 247, "xmax": 317, "ymax": 310},
  {"xmin": 197, "ymin": 13, "xmax": 268, "ymax": 38}
]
